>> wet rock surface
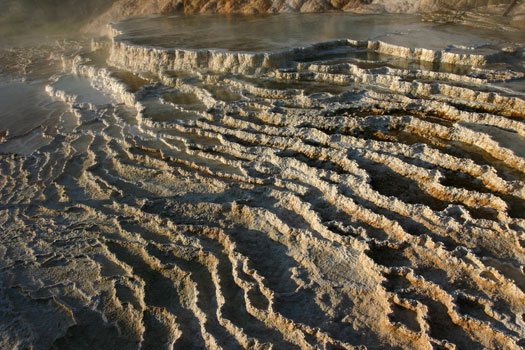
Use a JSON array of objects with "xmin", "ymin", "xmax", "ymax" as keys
[
  {"xmin": 1, "ymin": 13, "xmax": 524, "ymax": 350},
  {"xmin": 83, "ymin": 0, "xmax": 525, "ymax": 32}
]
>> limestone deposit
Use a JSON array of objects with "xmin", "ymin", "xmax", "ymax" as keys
[
  {"xmin": 84, "ymin": 0, "xmax": 525, "ymax": 33},
  {"xmin": 0, "ymin": 12, "xmax": 524, "ymax": 350}
]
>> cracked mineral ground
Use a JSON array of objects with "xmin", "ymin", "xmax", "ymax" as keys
[{"xmin": 0, "ymin": 13, "xmax": 524, "ymax": 350}]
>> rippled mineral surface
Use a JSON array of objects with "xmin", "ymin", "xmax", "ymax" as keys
[{"xmin": 1, "ymin": 13, "xmax": 524, "ymax": 350}]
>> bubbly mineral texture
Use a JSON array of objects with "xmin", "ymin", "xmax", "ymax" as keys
[{"xmin": 1, "ymin": 13, "xmax": 524, "ymax": 350}]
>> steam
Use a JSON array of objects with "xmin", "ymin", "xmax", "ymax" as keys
[{"xmin": 0, "ymin": 0, "xmax": 114, "ymax": 38}]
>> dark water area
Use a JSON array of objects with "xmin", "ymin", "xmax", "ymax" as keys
[{"xmin": 115, "ymin": 13, "xmax": 525, "ymax": 52}]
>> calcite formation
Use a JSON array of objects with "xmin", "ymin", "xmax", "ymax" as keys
[
  {"xmin": 0, "ymin": 12, "xmax": 524, "ymax": 350},
  {"xmin": 84, "ymin": 0, "xmax": 525, "ymax": 32}
]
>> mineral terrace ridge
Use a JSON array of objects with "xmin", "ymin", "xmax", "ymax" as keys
[{"xmin": 0, "ymin": 1, "xmax": 524, "ymax": 350}]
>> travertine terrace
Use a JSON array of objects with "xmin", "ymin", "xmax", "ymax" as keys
[{"xmin": 0, "ymin": 13, "xmax": 524, "ymax": 350}]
